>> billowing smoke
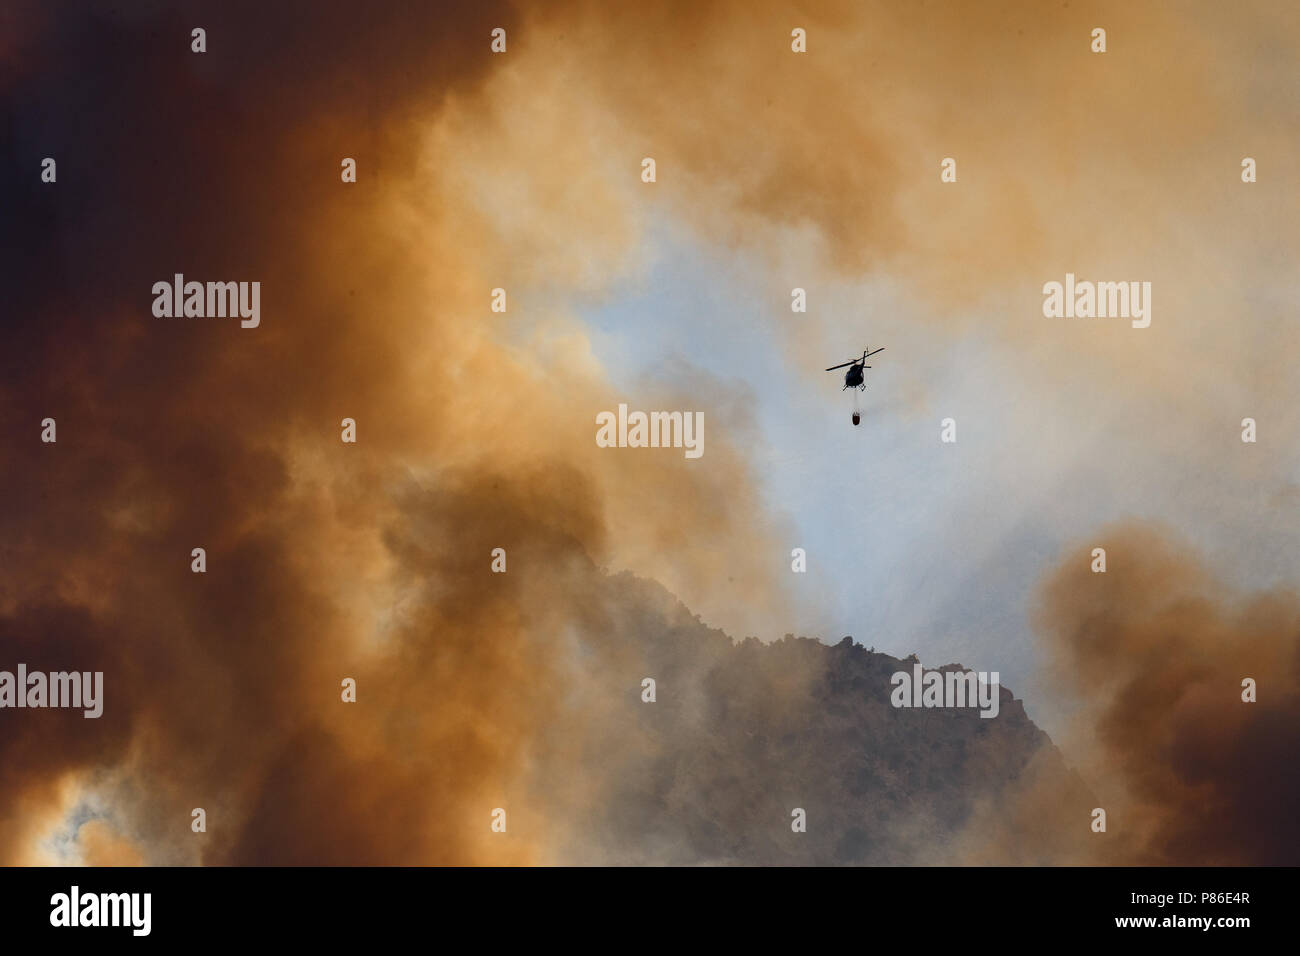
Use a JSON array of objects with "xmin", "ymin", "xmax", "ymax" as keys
[
  {"xmin": 2, "ymin": 0, "xmax": 1295, "ymax": 868},
  {"xmin": 1035, "ymin": 522, "xmax": 1300, "ymax": 865},
  {"xmin": 0, "ymin": 0, "xmax": 796, "ymax": 865}
]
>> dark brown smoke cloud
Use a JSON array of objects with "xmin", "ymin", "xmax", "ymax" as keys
[
  {"xmin": 1035, "ymin": 522, "xmax": 1300, "ymax": 865},
  {"xmin": 0, "ymin": 0, "xmax": 798, "ymax": 864},
  {"xmin": 0, "ymin": 0, "xmax": 533, "ymax": 866}
]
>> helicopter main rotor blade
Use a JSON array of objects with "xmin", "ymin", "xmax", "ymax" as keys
[
  {"xmin": 865, "ymin": 347, "xmax": 885, "ymax": 358},
  {"xmin": 825, "ymin": 361, "xmax": 856, "ymax": 371}
]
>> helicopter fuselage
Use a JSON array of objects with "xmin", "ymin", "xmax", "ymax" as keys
[{"xmin": 826, "ymin": 348, "xmax": 881, "ymax": 403}]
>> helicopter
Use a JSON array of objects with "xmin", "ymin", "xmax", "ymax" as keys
[{"xmin": 825, "ymin": 347, "xmax": 884, "ymax": 426}]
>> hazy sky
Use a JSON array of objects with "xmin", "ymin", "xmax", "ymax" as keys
[{"xmin": 3, "ymin": 0, "xmax": 1297, "ymax": 865}]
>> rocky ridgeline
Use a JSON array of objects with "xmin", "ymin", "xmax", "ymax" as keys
[{"xmin": 559, "ymin": 574, "xmax": 1094, "ymax": 864}]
